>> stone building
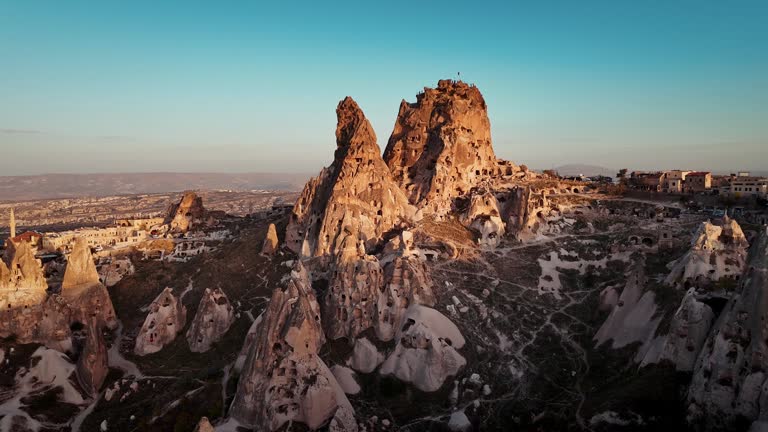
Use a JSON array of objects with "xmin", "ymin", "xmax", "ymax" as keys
[
  {"xmin": 629, "ymin": 171, "xmax": 666, "ymax": 192},
  {"xmin": 663, "ymin": 170, "xmax": 691, "ymax": 193},
  {"xmin": 683, "ymin": 172, "xmax": 712, "ymax": 193},
  {"xmin": 724, "ymin": 176, "xmax": 768, "ymax": 198}
]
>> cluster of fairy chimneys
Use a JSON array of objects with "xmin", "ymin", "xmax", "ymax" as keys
[{"xmin": 133, "ymin": 286, "xmax": 235, "ymax": 356}]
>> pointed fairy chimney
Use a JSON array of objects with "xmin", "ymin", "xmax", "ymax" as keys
[{"xmin": 9, "ymin": 208, "xmax": 15, "ymax": 239}]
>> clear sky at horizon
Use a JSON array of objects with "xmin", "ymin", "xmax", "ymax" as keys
[{"xmin": 1, "ymin": 0, "xmax": 766, "ymax": 176}]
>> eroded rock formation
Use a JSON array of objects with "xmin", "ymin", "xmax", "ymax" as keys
[
  {"xmin": 383, "ymin": 79, "xmax": 509, "ymax": 215},
  {"xmin": 134, "ymin": 287, "xmax": 187, "ymax": 356},
  {"xmin": 186, "ymin": 287, "xmax": 235, "ymax": 353},
  {"xmin": 262, "ymin": 223, "xmax": 279, "ymax": 255},
  {"xmin": 76, "ymin": 317, "xmax": 109, "ymax": 396},
  {"xmin": 461, "ymin": 188, "xmax": 505, "ymax": 248},
  {"xmin": 165, "ymin": 191, "xmax": 209, "ymax": 233},
  {"xmin": 687, "ymin": 227, "xmax": 768, "ymax": 430},
  {"xmin": 380, "ymin": 304, "xmax": 466, "ymax": 392},
  {"xmin": 323, "ymin": 230, "xmax": 383, "ymax": 341},
  {"xmin": 376, "ymin": 231, "xmax": 436, "ymax": 342},
  {"xmin": 285, "ymin": 97, "xmax": 417, "ymax": 258},
  {"xmin": 61, "ymin": 237, "xmax": 117, "ymax": 329},
  {"xmin": 0, "ymin": 239, "xmax": 47, "ymax": 310},
  {"xmin": 230, "ymin": 262, "xmax": 357, "ymax": 431},
  {"xmin": 666, "ymin": 217, "xmax": 749, "ymax": 287}
]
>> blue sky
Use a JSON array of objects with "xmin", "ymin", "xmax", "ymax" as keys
[{"xmin": 1, "ymin": 0, "xmax": 766, "ymax": 175}]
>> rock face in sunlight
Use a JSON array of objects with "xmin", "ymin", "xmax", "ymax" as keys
[
  {"xmin": 261, "ymin": 223, "xmax": 279, "ymax": 255},
  {"xmin": 285, "ymin": 97, "xmax": 417, "ymax": 259},
  {"xmin": 383, "ymin": 79, "xmax": 508, "ymax": 215},
  {"xmin": 376, "ymin": 231, "xmax": 436, "ymax": 342},
  {"xmin": 61, "ymin": 237, "xmax": 118, "ymax": 329},
  {"xmin": 186, "ymin": 287, "xmax": 235, "ymax": 353},
  {"xmin": 76, "ymin": 318, "xmax": 109, "ymax": 396},
  {"xmin": 380, "ymin": 304, "xmax": 466, "ymax": 392},
  {"xmin": 230, "ymin": 262, "xmax": 357, "ymax": 431},
  {"xmin": 0, "ymin": 240, "xmax": 48, "ymax": 309},
  {"xmin": 687, "ymin": 227, "xmax": 768, "ymax": 431},
  {"xmin": 0, "ymin": 237, "xmax": 116, "ymax": 351},
  {"xmin": 461, "ymin": 188, "xmax": 505, "ymax": 248},
  {"xmin": 61, "ymin": 237, "xmax": 101, "ymax": 292},
  {"xmin": 323, "ymin": 229, "xmax": 383, "ymax": 341},
  {"xmin": 134, "ymin": 287, "xmax": 187, "ymax": 356},
  {"xmin": 165, "ymin": 191, "xmax": 210, "ymax": 233}
]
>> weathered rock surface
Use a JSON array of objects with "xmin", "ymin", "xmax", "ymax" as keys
[
  {"xmin": 594, "ymin": 260, "xmax": 662, "ymax": 349},
  {"xmin": 0, "ymin": 239, "xmax": 48, "ymax": 309},
  {"xmin": 666, "ymin": 217, "xmax": 749, "ymax": 287},
  {"xmin": 323, "ymin": 230, "xmax": 383, "ymax": 341},
  {"xmin": 165, "ymin": 191, "xmax": 209, "ymax": 233},
  {"xmin": 376, "ymin": 231, "xmax": 436, "ymax": 342},
  {"xmin": 261, "ymin": 223, "xmax": 279, "ymax": 255},
  {"xmin": 348, "ymin": 337, "xmax": 385, "ymax": 373},
  {"xmin": 461, "ymin": 188, "xmax": 505, "ymax": 248},
  {"xmin": 230, "ymin": 262, "xmax": 357, "ymax": 431},
  {"xmin": 0, "ymin": 237, "xmax": 116, "ymax": 350},
  {"xmin": 383, "ymin": 79, "xmax": 507, "ymax": 215},
  {"xmin": 687, "ymin": 227, "xmax": 768, "ymax": 430},
  {"xmin": 380, "ymin": 304, "xmax": 466, "ymax": 392},
  {"xmin": 60, "ymin": 237, "xmax": 118, "ymax": 329},
  {"xmin": 76, "ymin": 317, "xmax": 109, "ymax": 396},
  {"xmin": 186, "ymin": 287, "xmax": 235, "ymax": 353},
  {"xmin": 286, "ymin": 97, "xmax": 416, "ymax": 258},
  {"xmin": 134, "ymin": 287, "xmax": 187, "ymax": 356},
  {"xmin": 61, "ymin": 237, "xmax": 101, "ymax": 293},
  {"xmin": 640, "ymin": 289, "xmax": 714, "ymax": 371}
]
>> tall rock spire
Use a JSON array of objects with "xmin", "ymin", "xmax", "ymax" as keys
[{"xmin": 285, "ymin": 97, "xmax": 417, "ymax": 258}]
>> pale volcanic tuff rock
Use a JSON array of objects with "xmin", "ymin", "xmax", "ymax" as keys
[
  {"xmin": 61, "ymin": 237, "xmax": 117, "ymax": 329},
  {"xmin": 666, "ymin": 217, "xmax": 749, "ymax": 287},
  {"xmin": 687, "ymin": 227, "xmax": 768, "ymax": 430},
  {"xmin": 186, "ymin": 287, "xmax": 235, "ymax": 353},
  {"xmin": 461, "ymin": 188, "xmax": 505, "ymax": 248},
  {"xmin": 323, "ymin": 230, "xmax": 436, "ymax": 344},
  {"xmin": 61, "ymin": 237, "xmax": 101, "ymax": 293},
  {"xmin": 640, "ymin": 289, "xmax": 714, "ymax": 371},
  {"xmin": 285, "ymin": 97, "xmax": 417, "ymax": 259},
  {"xmin": 262, "ymin": 223, "xmax": 279, "ymax": 255},
  {"xmin": 0, "ymin": 240, "xmax": 47, "ymax": 310},
  {"xmin": 376, "ymin": 231, "xmax": 436, "ymax": 342},
  {"xmin": 379, "ymin": 304, "xmax": 466, "ymax": 392},
  {"xmin": 0, "ymin": 237, "xmax": 116, "ymax": 349},
  {"xmin": 230, "ymin": 262, "xmax": 357, "ymax": 431},
  {"xmin": 165, "ymin": 191, "xmax": 210, "ymax": 233},
  {"xmin": 323, "ymin": 230, "xmax": 383, "ymax": 341},
  {"xmin": 383, "ymin": 79, "xmax": 511, "ymax": 215},
  {"xmin": 134, "ymin": 287, "xmax": 187, "ymax": 356}
]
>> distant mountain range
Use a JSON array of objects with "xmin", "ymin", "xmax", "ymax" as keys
[{"xmin": 0, "ymin": 172, "xmax": 311, "ymax": 201}]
